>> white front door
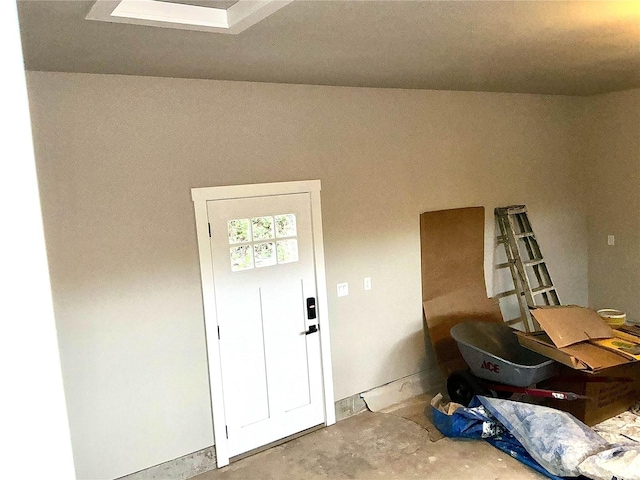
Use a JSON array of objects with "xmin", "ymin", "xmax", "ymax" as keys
[{"xmin": 193, "ymin": 182, "xmax": 334, "ymax": 466}]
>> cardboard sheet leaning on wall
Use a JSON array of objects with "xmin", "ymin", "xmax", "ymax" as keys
[{"xmin": 420, "ymin": 206, "xmax": 502, "ymax": 375}]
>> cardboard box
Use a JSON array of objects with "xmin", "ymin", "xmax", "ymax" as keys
[
  {"xmin": 520, "ymin": 306, "xmax": 640, "ymax": 425},
  {"xmin": 515, "ymin": 331, "xmax": 632, "ymax": 371},
  {"xmin": 515, "ymin": 306, "xmax": 636, "ymax": 372},
  {"xmin": 540, "ymin": 363, "xmax": 640, "ymax": 426},
  {"xmin": 592, "ymin": 331, "xmax": 640, "ymax": 360}
]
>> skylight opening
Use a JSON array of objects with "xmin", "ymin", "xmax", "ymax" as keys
[{"xmin": 86, "ymin": 0, "xmax": 293, "ymax": 34}]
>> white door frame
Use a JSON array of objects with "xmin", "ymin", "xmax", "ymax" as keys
[{"xmin": 192, "ymin": 180, "xmax": 335, "ymax": 467}]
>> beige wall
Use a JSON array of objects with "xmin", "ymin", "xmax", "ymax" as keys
[
  {"xmin": 582, "ymin": 89, "xmax": 640, "ymax": 320},
  {"xmin": 26, "ymin": 72, "xmax": 588, "ymax": 479}
]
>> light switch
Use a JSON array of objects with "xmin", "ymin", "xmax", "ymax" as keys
[
  {"xmin": 607, "ymin": 235, "xmax": 615, "ymax": 246},
  {"xmin": 337, "ymin": 282, "xmax": 349, "ymax": 297},
  {"xmin": 364, "ymin": 277, "xmax": 372, "ymax": 291}
]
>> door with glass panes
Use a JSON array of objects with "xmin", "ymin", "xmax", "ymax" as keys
[{"xmin": 207, "ymin": 192, "xmax": 325, "ymax": 459}]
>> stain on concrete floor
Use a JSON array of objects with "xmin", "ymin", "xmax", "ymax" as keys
[
  {"xmin": 378, "ymin": 393, "xmax": 444, "ymax": 442},
  {"xmin": 192, "ymin": 410, "xmax": 546, "ymax": 480}
]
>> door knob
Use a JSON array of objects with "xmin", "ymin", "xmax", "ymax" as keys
[{"xmin": 305, "ymin": 325, "xmax": 318, "ymax": 335}]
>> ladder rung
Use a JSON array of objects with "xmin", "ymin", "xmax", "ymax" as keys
[
  {"xmin": 496, "ymin": 205, "xmax": 527, "ymax": 215},
  {"xmin": 524, "ymin": 258, "xmax": 545, "ymax": 267},
  {"xmin": 505, "ymin": 317, "xmax": 526, "ymax": 326},
  {"xmin": 532, "ymin": 286, "xmax": 556, "ymax": 295},
  {"xmin": 496, "ymin": 261, "xmax": 512, "ymax": 269},
  {"xmin": 516, "ymin": 231, "xmax": 535, "ymax": 239},
  {"xmin": 496, "ymin": 289, "xmax": 517, "ymax": 299}
]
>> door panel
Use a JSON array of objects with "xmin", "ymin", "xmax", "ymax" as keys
[{"xmin": 207, "ymin": 192, "xmax": 324, "ymax": 457}]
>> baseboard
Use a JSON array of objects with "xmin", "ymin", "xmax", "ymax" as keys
[
  {"xmin": 334, "ymin": 392, "xmax": 369, "ymax": 421},
  {"xmin": 117, "ymin": 446, "xmax": 216, "ymax": 480},
  {"xmin": 361, "ymin": 367, "xmax": 444, "ymax": 412}
]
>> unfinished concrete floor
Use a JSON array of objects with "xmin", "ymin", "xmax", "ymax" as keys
[{"xmin": 193, "ymin": 410, "xmax": 545, "ymax": 480}]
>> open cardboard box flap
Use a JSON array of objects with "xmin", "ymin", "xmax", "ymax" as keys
[
  {"xmin": 515, "ymin": 331, "xmax": 630, "ymax": 371},
  {"xmin": 518, "ymin": 305, "xmax": 635, "ymax": 372},
  {"xmin": 530, "ymin": 305, "xmax": 614, "ymax": 348}
]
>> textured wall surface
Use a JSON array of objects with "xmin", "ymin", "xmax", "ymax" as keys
[
  {"xmin": 26, "ymin": 72, "xmax": 589, "ymax": 479},
  {"xmin": 582, "ymin": 89, "xmax": 640, "ymax": 320}
]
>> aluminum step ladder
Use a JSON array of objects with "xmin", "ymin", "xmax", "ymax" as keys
[{"xmin": 495, "ymin": 205, "xmax": 560, "ymax": 332}]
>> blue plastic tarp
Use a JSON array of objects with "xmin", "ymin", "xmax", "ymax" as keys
[
  {"xmin": 432, "ymin": 394, "xmax": 640, "ymax": 480},
  {"xmin": 431, "ymin": 395, "xmax": 567, "ymax": 480}
]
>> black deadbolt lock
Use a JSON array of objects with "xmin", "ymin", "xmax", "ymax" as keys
[{"xmin": 306, "ymin": 297, "xmax": 316, "ymax": 320}]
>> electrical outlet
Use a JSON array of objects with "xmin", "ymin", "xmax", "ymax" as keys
[
  {"xmin": 607, "ymin": 235, "xmax": 615, "ymax": 246},
  {"xmin": 364, "ymin": 277, "xmax": 372, "ymax": 291},
  {"xmin": 337, "ymin": 282, "xmax": 349, "ymax": 297}
]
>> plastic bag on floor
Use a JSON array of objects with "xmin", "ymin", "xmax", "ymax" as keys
[
  {"xmin": 577, "ymin": 444, "xmax": 640, "ymax": 480},
  {"xmin": 477, "ymin": 396, "xmax": 609, "ymax": 477},
  {"xmin": 581, "ymin": 402, "xmax": 640, "ymax": 479}
]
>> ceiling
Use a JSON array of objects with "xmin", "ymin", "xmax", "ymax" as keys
[
  {"xmin": 154, "ymin": 0, "xmax": 239, "ymax": 7},
  {"xmin": 17, "ymin": 0, "xmax": 640, "ymax": 96}
]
